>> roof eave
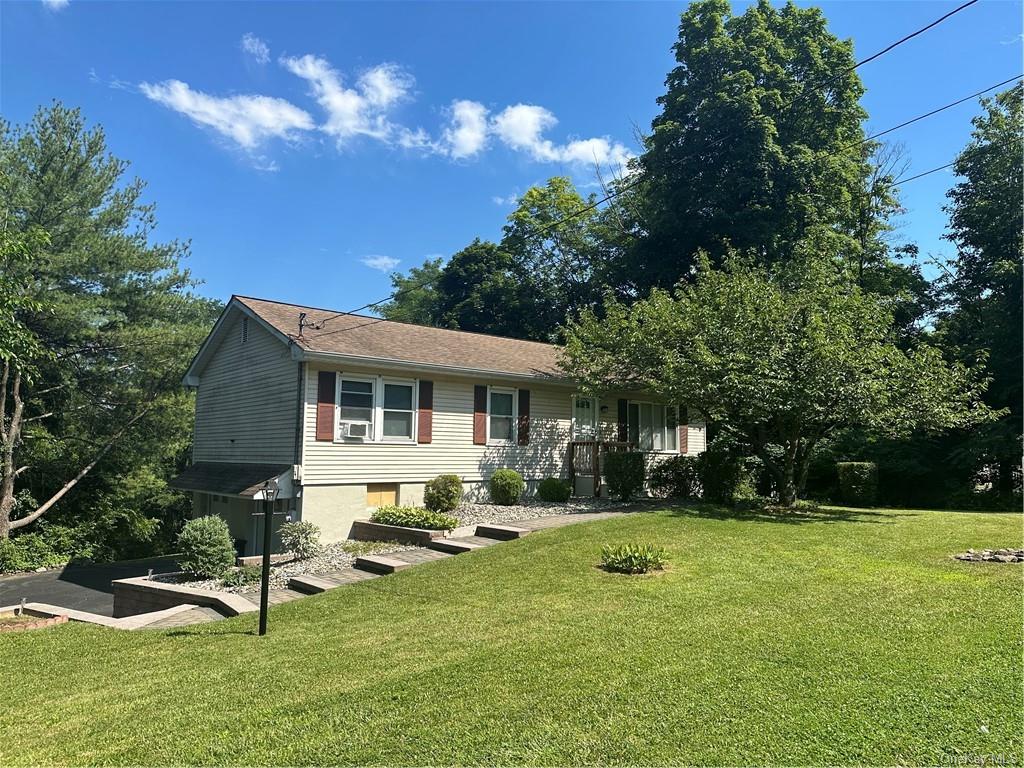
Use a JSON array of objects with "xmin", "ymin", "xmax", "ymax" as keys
[{"xmin": 296, "ymin": 349, "xmax": 574, "ymax": 387}]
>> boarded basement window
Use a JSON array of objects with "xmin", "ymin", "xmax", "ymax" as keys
[{"xmin": 366, "ymin": 483, "xmax": 398, "ymax": 508}]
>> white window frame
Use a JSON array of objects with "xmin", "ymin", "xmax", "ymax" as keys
[
  {"xmin": 487, "ymin": 386, "xmax": 517, "ymax": 446},
  {"xmin": 335, "ymin": 374, "xmax": 419, "ymax": 444},
  {"xmin": 335, "ymin": 374, "xmax": 377, "ymax": 442},
  {"xmin": 571, "ymin": 395, "xmax": 600, "ymax": 440},
  {"xmin": 627, "ymin": 401, "xmax": 680, "ymax": 454},
  {"xmin": 379, "ymin": 376, "xmax": 418, "ymax": 444}
]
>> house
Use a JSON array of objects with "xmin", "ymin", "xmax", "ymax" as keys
[{"xmin": 170, "ymin": 296, "xmax": 706, "ymax": 555}]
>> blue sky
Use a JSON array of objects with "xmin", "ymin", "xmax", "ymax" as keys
[{"xmin": 2, "ymin": 0, "xmax": 1021, "ymax": 310}]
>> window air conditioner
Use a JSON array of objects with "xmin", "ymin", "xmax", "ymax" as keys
[{"xmin": 339, "ymin": 422, "xmax": 369, "ymax": 439}]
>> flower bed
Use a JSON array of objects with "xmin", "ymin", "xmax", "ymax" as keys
[
  {"xmin": 0, "ymin": 610, "xmax": 68, "ymax": 632},
  {"xmin": 453, "ymin": 497, "xmax": 642, "ymax": 528}
]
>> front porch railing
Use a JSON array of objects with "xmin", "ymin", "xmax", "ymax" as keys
[{"xmin": 569, "ymin": 440, "xmax": 635, "ymax": 497}]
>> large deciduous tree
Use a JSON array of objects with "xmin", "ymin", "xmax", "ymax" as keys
[
  {"xmin": 628, "ymin": 0, "xmax": 873, "ymax": 291},
  {"xmin": 564, "ymin": 253, "xmax": 992, "ymax": 506},
  {"xmin": 935, "ymin": 83, "xmax": 1023, "ymax": 498},
  {"xmin": 0, "ymin": 104, "xmax": 220, "ymax": 549},
  {"xmin": 383, "ymin": 177, "xmax": 619, "ymax": 341}
]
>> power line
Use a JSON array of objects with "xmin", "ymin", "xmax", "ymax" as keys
[
  {"xmin": 893, "ymin": 161, "xmax": 957, "ymax": 185},
  {"xmin": 851, "ymin": 74, "xmax": 1022, "ymax": 150},
  {"xmin": 307, "ymin": 0, "xmax": 985, "ymax": 332}
]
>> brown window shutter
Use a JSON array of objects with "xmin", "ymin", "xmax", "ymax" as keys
[
  {"xmin": 679, "ymin": 406, "xmax": 688, "ymax": 454},
  {"xmin": 517, "ymin": 389, "xmax": 530, "ymax": 445},
  {"xmin": 315, "ymin": 371, "xmax": 336, "ymax": 441},
  {"xmin": 417, "ymin": 380, "xmax": 433, "ymax": 444},
  {"xmin": 617, "ymin": 398, "xmax": 628, "ymax": 442},
  {"xmin": 473, "ymin": 385, "xmax": 487, "ymax": 445}
]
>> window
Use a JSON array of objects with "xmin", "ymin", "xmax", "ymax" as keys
[
  {"xmin": 573, "ymin": 396, "xmax": 598, "ymax": 439},
  {"xmin": 628, "ymin": 402, "xmax": 680, "ymax": 453},
  {"xmin": 335, "ymin": 375, "xmax": 418, "ymax": 442},
  {"xmin": 339, "ymin": 378, "xmax": 374, "ymax": 437},
  {"xmin": 489, "ymin": 388, "xmax": 515, "ymax": 443},
  {"xmin": 381, "ymin": 380, "xmax": 415, "ymax": 440}
]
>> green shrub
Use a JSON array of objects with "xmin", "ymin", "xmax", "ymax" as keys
[
  {"xmin": 279, "ymin": 520, "xmax": 321, "ymax": 559},
  {"xmin": 604, "ymin": 452, "xmax": 645, "ymax": 500},
  {"xmin": 696, "ymin": 437, "xmax": 765, "ymax": 506},
  {"xmin": 490, "ymin": 469, "xmax": 525, "ymax": 505},
  {"xmin": 0, "ymin": 534, "xmax": 67, "ymax": 572},
  {"xmin": 600, "ymin": 543, "xmax": 667, "ymax": 574},
  {"xmin": 424, "ymin": 474, "xmax": 463, "ymax": 513},
  {"xmin": 370, "ymin": 505, "xmax": 458, "ymax": 530},
  {"xmin": 177, "ymin": 516, "xmax": 236, "ymax": 579},
  {"xmin": 837, "ymin": 462, "xmax": 878, "ymax": 507},
  {"xmin": 537, "ymin": 477, "xmax": 572, "ymax": 502},
  {"xmin": 221, "ymin": 565, "xmax": 262, "ymax": 588},
  {"xmin": 648, "ymin": 455, "xmax": 701, "ymax": 498}
]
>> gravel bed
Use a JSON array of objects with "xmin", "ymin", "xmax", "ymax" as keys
[
  {"xmin": 453, "ymin": 497, "xmax": 638, "ymax": 527},
  {"xmin": 154, "ymin": 540, "xmax": 416, "ymax": 594}
]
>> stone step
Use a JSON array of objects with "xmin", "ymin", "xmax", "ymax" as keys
[
  {"xmin": 475, "ymin": 524, "xmax": 531, "ymax": 541},
  {"xmin": 427, "ymin": 538, "xmax": 489, "ymax": 555},
  {"xmin": 287, "ymin": 575, "xmax": 337, "ymax": 595},
  {"xmin": 354, "ymin": 554, "xmax": 416, "ymax": 575}
]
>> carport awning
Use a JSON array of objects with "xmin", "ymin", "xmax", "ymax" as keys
[{"xmin": 169, "ymin": 462, "xmax": 292, "ymax": 498}]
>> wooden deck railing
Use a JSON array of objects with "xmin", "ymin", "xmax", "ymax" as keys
[{"xmin": 569, "ymin": 440, "xmax": 635, "ymax": 497}]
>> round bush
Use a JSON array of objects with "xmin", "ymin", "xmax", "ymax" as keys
[
  {"xmin": 537, "ymin": 477, "xmax": 571, "ymax": 503},
  {"xmin": 604, "ymin": 452, "xmax": 645, "ymax": 500},
  {"xmin": 424, "ymin": 474, "xmax": 463, "ymax": 513},
  {"xmin": 648, "ymin": 455, "xmax": 701, "ymax": 499},
  {"xmin": 279, "ymin": 520, "xmax": 321, "ymax": 560},
  {"xmin": 837, "ymin": 461, "xmax": 878, "ymax": 507},
  {"xmin": 177, "ymin": 516, "xmax": 236, "ymax": 579},
  {"xmin": 490, "ymin": 469, "xmax": 525, "ymax": 505}
]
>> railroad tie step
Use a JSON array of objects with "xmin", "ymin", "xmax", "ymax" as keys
[
  {"xmin": 427, "ymin": 538, "xmax": 488, "ymax": 555},
  {"xmin": 354, "ymin": 554, "xmax": 415, "ymax": 575},
  {"xmin": 287, "ymin": 574, "xmax": 338, "ymax": 595},
  {"xmin": 474, "ymin": 524, "xmax": 531, "ymax": 541}
]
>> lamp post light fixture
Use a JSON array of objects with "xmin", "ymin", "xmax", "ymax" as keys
[{"xmin": 257, "ymin": 477, "xmax": 280, "ymax": 637}]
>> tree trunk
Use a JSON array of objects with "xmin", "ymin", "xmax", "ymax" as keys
[{"xmin": 0, "ymin": 363, "xmax": 23, "ymax": 541}]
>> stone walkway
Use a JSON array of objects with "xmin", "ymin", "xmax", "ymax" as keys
[{"xmin": 148, "ymin": 510, "xmax": 629, "ymax": 629}]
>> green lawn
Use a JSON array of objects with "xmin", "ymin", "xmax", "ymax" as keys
[{"xmin": 1, "ymin": 505, "xmax": 1021, "ymax": 766}]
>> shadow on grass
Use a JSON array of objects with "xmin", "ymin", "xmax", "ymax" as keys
[{"xmin": 661, "ymin": 502, "xmax": 916, "ymax": 525}]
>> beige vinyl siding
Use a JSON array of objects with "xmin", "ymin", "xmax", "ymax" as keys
[
  {"xmin": 301, "ymin": 365, "xmax": 575, "ymax": 485},
  {"xmin": 193, "ymin": 311, "xmax": 299, "ymax": 464}
]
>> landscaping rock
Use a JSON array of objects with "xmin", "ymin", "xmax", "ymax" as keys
[
  {"xmin": 454, "ymin": 498, "xmax": 641, "ymax": 528},
  {"xmin": 154, "ymin": 541, "xmax": 417, "ymax": 594},
  {"xmin": 954, "ymin": 548, "xmax": 1024, "ymax": 563}
]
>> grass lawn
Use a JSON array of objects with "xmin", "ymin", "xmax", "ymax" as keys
[{"xmin": 1, "ymin": 505, "xmax": 1021, "ymax": 766}]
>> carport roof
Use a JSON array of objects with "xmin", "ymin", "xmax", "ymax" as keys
[{"xmin": 169, "ymin": 462, "xmax": 292, "ymax": 498}]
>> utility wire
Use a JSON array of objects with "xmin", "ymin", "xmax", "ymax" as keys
[
  {"xmin": 307, "ymin": 0, "xmax": 985, "ymax": 332},
  {"xmin": 893, "ymin": 161, "xmax": 957, "ymax": 185},
  {"xmin": 849, "ymin": 74, "xmax": 1022, "ymax": 150}
]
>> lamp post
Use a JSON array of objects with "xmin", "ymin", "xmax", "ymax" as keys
[{"xmin": 257, "ymin": 477, "xmax": 280, "ymax": 636}]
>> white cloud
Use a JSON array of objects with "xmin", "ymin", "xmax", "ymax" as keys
[
  {"xmin": 361, "ymin": 255, "xmax": 400, "ymax": 272},
  {"xmin": 491, "ymin": 103, "xmax": 633, "ymax": 171},
  {"xmin": 492, "ymin": 191, "xmax": 520, "ymax": 206},
  {"xmin": 241, "ymin": 33, "xmax": 270, "ymax": 64},
  {"xmin": 280, "ymin": 55, "xmax": 414, "ymax": 145},
  {"xmin": 41, "ymin": 0, "xmax": 69, "ymax": 10},
  {"xmin": 492, "ymin": 104, "xmax": 560, "ymax": 161},
  {"xmin": 443, "ymin": 100, "xmax": 489, "ymax": 159},
  {"xmin": 138, "ymin": 79, "xmax": 314, "ymax": 149}
]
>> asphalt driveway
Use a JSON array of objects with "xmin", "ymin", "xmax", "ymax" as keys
[{"xmin": 0, "ymin": 556, "xmax": 179, "ymax": 616}]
